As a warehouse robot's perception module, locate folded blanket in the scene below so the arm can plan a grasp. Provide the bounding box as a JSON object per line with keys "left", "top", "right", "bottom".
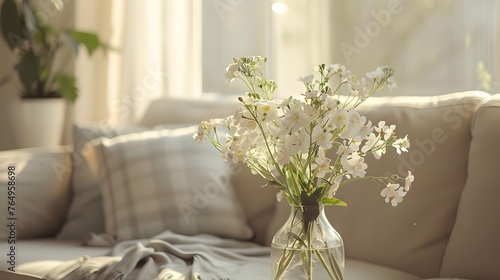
{"left": 45, "top": 231, "right": 271, "bottom": 280}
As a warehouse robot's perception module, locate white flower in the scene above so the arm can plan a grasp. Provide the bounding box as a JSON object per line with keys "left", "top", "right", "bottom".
{"left": 336, "top": 141, "right": 349, "bottom": 157}
{"left": 343, "top": 111, "right": 367, "bottom": 138}
{"left": 361, "top": 133, "right": 377, "bottom": 153}
{"left": 225, "top": 63, "right": 239, "bottom": 83}
{"left": 393, "top": 135, "right": 410, "bottom": 154}
{"left": 330, "top": 109, "right": 349, "bottom": 128}
{"left": 386, "top": 76, "right": 397, "bottom": 91}
{"left": 349, "top": 77, "right": 368, "bottom": 101}
{"left": 305, "top": 90, "right": 319, "bottom": 99}
{"left": 232, "top": 150, "right": 246, "bottom": 164}
{"left": 193, "top": 119, "right": 225, "bottom": 143}
{"left": 327, "top": 64, "right": 350, "bottom": 79}
{"left": 375, "top": 121, "right": 396, "bottom": 140}
{"left": 343, "top": 152, "right": 368, "bottom": 178}
{"left": 366, "top": 66, "right": 384, "bottom": 80}
{"left": 327, "top": 63, "right": 342, "bottom": 73}
{"left": 380, "top": 183, "right": 406, "bottom": 206}
{"left": 361, "top": 132, "right": 385, "bottom": 159}
{"left": 356, "top": 120, "right": 373, "bottom": 142}
{"left": 283, "top": 107, "right": 309, "bottom": 133}
{"left": 303, "top": 103, "right": 320, "bottom": 119}
{"left": 276, "top": 132, "right": 311, "bottom": 166}
{"left": 284, "top": 131, "right": 310, "bottom": 156}
{"left": 312, "top": 125, "right": 333, "bottom": 150}
{"left": 404, "top": 171, "right": 414, "bottom": 191}
{"left": 274, "top": 143, "right": 289, "bottom": 165}
{"left": 373, "top": 146, "right": 386, "bottom": 159}
{"left": 298, "top": 74, "right": 314, "bottom": 85}
{"left": 193, "top": 124, "right": 206, "bottom": 143}
{"left": 323, "top": 95, "right": 339, "bottom": 110}
{"left": 328, "top": 176, "right": 343, "bottom": 197}
{"left": 256, "top": 101, "right": 279, "bottom": 122}
{"left": 312, "top": 148, "right": 331, "bottom": 178}
{"left": 276, "top": 191, "right": 285, "bottom": 202}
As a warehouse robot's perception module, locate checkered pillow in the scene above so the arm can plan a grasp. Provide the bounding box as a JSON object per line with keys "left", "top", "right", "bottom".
{"left": 83, "top": 125, "right": 253, "bottom": 241}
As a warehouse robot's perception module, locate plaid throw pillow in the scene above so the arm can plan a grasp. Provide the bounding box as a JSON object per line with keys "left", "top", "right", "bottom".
{"left": 83, "top": 125, "right": 253, "bottom": 241}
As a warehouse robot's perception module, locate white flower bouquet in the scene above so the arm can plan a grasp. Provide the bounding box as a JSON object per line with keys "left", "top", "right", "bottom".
{"left": 194, "top": 56, "right": 414, "bottom": 279}
{"left": 195, "top": 56, "right": 413, "bottom": 207}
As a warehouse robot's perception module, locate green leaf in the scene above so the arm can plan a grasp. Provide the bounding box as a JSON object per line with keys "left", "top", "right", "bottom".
{"left": 55, "top": 74, "right": 78, "bottom": 102}
{"left": 1, "top": 0, "right": 25, "bottom": 49}
{"left": 65, "top": 30, "right": 100, "bottom": 55}
{"left": 49, "top": 0, "right": 64, "bottom": 11}
{"left": 22, "top": 0, "right": 38, "bottom": 36}
{"left": 15, "top": 51, "right": 41, "bottom": 91}
{"left": 321, "top": 197, "right": 347, "bottom": 207}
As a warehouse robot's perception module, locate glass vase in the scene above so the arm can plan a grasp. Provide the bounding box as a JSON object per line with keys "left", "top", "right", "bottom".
{"left": 271, "top": 203, "right": 344, "bottom": 280}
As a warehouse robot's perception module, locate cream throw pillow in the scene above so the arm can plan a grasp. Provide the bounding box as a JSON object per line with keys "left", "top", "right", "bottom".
{"left": 83, "top": 125, "right": 253, "bottom": 241}
{"left": 0, "top": 146, "right": 72, "bottom": 240}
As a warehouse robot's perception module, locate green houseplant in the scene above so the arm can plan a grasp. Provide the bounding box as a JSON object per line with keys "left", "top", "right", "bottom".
{"left": 0, "top": 0, "right": 105, "bottom": 102}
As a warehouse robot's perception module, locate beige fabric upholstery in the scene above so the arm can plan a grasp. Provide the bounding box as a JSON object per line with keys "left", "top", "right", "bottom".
{"left": 344, "top": 259, "right": 420, "bottom": 280}
{"left": 138, "top": 96, "right": 240, "bottom": 127}
{"left": 0, "top": 271, "right": 43, "bottom": 280}
{"left": 0, "top": 146, "right": 72, "bottom": 240}
{"left": 440, "top": 94, "right": 500, "bottom": 280}
{"left": 11, "top": 239, "right": 111, "bottom": 277}
{"left": 230, "top": 162, "right": 277, "bottom": 245}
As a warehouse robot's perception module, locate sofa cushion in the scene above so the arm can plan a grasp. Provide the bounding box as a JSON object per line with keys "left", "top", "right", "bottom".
{"left": 57, "top": 125, "right": 149, "bottom": 239}
{"left": 345, "top": 259, "right": 420, "bottom": 280}
{"left": 440, "top": 94, "right": 500, "bottom": 280}
{"left": 0, "top": 271, "right": 43, "bottom": 280}
{"left": 0, "top": 146, "right": 72, "bottom": 240}
{"left": 266, "top": 91, "right": 490, "bottom": 278}
{"left": 83, "top": 125, "right": 253, "bottom": 241}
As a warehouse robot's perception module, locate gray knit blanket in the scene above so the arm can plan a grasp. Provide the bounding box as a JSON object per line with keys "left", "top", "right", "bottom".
{"left": 44, "top": 231, "right": 271, "bottom": 280}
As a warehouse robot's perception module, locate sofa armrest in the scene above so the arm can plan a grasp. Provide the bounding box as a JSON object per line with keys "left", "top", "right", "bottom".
{"left": 0, "top": 271, "right": 42, "bottom": 280}
{"left": 0, "top": 146, "right": 73, "bottom": 240}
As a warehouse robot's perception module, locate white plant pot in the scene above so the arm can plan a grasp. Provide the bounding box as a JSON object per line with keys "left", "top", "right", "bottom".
{"left": 8, "top": 98, "right": 66, "bottom": 148}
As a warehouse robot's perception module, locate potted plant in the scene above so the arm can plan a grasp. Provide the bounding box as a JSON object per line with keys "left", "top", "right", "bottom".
{"left": 0, "top": 0, "right": 106, "bottom": 147}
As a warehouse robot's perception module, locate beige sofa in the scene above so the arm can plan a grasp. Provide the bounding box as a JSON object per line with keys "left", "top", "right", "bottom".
{"left": 0, "top": 91, "right": 499, "bottom": 279}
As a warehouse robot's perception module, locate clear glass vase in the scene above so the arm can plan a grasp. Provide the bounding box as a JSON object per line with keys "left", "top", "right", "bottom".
{"left": 271, "top": 204, "right": 344, "bottom": 280}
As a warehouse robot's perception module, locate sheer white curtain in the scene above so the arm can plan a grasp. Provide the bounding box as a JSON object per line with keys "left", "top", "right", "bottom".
{"left": 271, "top": 0, "right": 500, "bottom": 97}
{"left": 74, "top": 0, "right": 201, "bottom": 128}
{"left": 270, "top": 0, "right": 333, "bottom": 97}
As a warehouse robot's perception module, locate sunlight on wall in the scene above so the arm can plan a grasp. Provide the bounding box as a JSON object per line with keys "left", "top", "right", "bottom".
{"left": 271, "top": 1, "right": 288, "bottom": 15}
